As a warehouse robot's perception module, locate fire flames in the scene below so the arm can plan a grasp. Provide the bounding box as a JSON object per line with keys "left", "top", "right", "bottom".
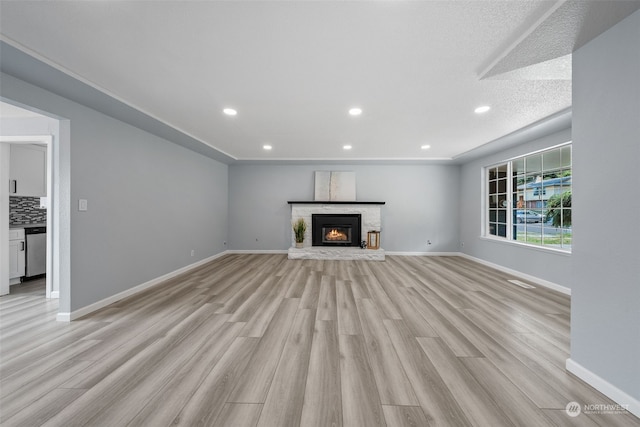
{"left": 326, "top": 229, "right": 348, "bottom": 241}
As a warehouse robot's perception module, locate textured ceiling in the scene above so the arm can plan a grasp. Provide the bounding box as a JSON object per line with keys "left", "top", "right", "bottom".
{"left": 0, "top": 1, "right": 638, "bottom": 162}
{"left": 480, "top": 0, "right": 640, "bottom": 78}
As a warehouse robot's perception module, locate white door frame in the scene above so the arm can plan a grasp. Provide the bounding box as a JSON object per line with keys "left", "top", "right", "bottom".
{"left": 1, "top": 135, "right": 54, "bottom": 298}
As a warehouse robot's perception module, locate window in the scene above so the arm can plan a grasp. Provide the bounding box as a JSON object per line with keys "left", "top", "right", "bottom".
{"left": 487, "top": 164, "right": 508, "bottom": 238}
{"left": 485, "top": 144, "right": 572, "bottom": 251}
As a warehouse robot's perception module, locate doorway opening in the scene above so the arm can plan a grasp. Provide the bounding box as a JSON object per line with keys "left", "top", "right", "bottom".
{"left": 1, "top": 99, "right": 70, "bottom": 319}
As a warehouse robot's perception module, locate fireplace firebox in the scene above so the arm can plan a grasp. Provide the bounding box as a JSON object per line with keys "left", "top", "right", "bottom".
{"left": 312, "top": 214, "right": 361, "bottom": 247}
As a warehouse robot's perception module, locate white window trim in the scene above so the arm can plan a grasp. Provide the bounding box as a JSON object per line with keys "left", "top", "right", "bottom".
{"left": 479, "top": 235, "right": 571, "bottom": 257}
{"left": 483, "top": 161, "right": 512, "bottom": 240}
{"left": 482, "top": 142, "right": 572, "bottom": 253}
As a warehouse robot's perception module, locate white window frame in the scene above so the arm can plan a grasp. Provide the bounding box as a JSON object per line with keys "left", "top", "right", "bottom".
{"left": 483, "top": 142, "right": 572, "bottom": 253}
{"left": 485, "top": 161, "right": 513, "bottom": 240}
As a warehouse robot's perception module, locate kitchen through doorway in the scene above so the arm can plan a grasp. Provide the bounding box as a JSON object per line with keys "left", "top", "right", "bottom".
{"left": 3, "top": 138, "right": 52, "bottom": 299}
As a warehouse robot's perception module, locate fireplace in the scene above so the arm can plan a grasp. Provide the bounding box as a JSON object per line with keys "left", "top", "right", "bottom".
{"left": 312, "top": 214, "right": 361, "bottom": 247}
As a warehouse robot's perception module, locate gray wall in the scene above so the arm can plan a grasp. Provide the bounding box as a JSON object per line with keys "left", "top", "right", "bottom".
{"left": 571, "top": 10, "right": 640, "bottom": 401}
{"left": 1, "top": 73, "right": 229, "bottom": 312}
{"left": 459, "top": 128, "right": 573, "bottom": 288}
{"left": 229, "top": 164, "right": 460, "bottom": 252}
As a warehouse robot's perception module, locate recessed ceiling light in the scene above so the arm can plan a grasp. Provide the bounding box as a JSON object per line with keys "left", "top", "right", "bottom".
{"left": 263, "top": 144, "right": 272, "bottom": 150}
{"left": 223, "top": 108, "right": 237, "bottom": 116}
{"left": 348, "top": 108, "right": 362, "bottom": 116}
{"left": 421, "top": 144, "right": 431, "bottom": 150}
{"left": 474, "top": 105, "right": 491, "bottom": 114}
{"left": 343, "top": 145, "right": 352, "bottom": 150}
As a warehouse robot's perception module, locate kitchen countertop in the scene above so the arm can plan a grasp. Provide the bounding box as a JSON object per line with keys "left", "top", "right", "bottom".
{"left": 10, "top": 223, "right": 46, "bottom": 229}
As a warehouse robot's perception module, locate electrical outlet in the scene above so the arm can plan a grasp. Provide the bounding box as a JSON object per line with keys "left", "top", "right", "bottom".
{"left": 427, "top": 240, "right": 432, "bottom": 245}
{"left": 78, "top": 199, "right": 88, "bottom": 211}
{"left": 191, "top": 249, "right": 195, "bottom": 257}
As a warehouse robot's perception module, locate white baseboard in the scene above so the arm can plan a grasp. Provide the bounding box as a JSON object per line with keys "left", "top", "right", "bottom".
{"left": 56, "top": 312, "right": 70, "bottom": 322}
{"left": 566, "top": 358, "right": 640, "bottom": 418}
{"left": 49, "top": 291, "right": 59, "bottom": 299}
{"left": 458, "top": 253, "right": 571, "bottom": 295}
{"left": 57, "top": 251, "right": 229, "bottom": 322}
{"left": 385, "top": 251, "right": 462, "bottom": 256}
{"left": 226, "top": 249, "right": 288, "bottom": 254}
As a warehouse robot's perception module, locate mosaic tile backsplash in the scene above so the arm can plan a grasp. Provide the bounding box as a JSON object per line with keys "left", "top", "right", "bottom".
{"left": 9, "top": 196, "right": 47, "bottom": 225}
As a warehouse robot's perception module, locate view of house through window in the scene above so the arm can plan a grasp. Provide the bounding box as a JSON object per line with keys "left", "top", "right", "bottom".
{"left": 486, "top": 144, "right": 572, "bottom": 251}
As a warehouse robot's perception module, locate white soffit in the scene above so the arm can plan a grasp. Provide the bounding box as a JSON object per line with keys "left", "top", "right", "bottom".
{"left": 0, "top": 101, "right": 45, "bottom": 119}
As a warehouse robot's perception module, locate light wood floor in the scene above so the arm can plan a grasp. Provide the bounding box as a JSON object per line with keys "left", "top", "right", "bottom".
{"left": 1, "top": 255, "right": 638, "bottom": 426}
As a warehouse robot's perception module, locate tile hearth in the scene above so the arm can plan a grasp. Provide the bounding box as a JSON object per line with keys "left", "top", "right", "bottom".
{"left": 288, "top": 246, "right": 385, "bottom": 261}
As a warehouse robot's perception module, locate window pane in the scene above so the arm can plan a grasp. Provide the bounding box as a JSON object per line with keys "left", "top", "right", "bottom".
{"left": 497, "top": 224, "right": 506, "bottom": 237}
{"left": 526, "top": 225, "right": 543, "bottom": 245}
{"left": 497, "top": 178, "right": 507, "bottom": 193}
{"left": 524, "top": 175, "right": 539, "bottom": 202}
{"left": 489, "top": 210, "right": 496, "bottom": 222}
{"left": 489, "top": 168, "right": 498, "bottom": 180}
{"left": 513, "top": 158, "right": 525, "bottom": 175}
{"left": 540, "top": 209, "right": 548, "bottom": 224}
{"left": 543, "top": 232, "right": 562, "bottom": 249}
{"left": 560, "top": 169, "right": 572, "bottom": 190}
{"left": 534, "top": 186, "right": 546, "bottom": 197}
{"left": 543, "top": 149, "right": 562, "bottom": 171}
{"left": 496, "top": 164, "right": 508, "bottom": 178}
{"left": 562, "top": 227, "right": 572, "bottom": 249}
{"left": 513, "top": 174, "right": 523, "bottom": 205}
{"left": 526, "top": 154, "right": 542, "bottom": 173}
{"left": 512, "top": 176, "right": 520, "bottom": 189}
{"left": 562, "top": 208, "right": 572, "bottom": 229}
{"left": 489, "top": 180, "right": 496, "bottom": 194}
{"left": 543, "top": 169, "right": 562, "bottom": 181}
{"left": 514, "top": 190, "right": 524, "bottom": 209}
{"left": 497, "top": 194, "right": 507, "bottom": 209}
{"left": 497, "top": 209, "right": 507, "bottom": 223}
{"left": 561, "top": 146, "right": 571, "bottom": 168}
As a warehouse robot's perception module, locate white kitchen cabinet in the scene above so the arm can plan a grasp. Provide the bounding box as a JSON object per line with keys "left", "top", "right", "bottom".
{"left": 9, "top": 229, "right": 26, "bottom": 283}
{"left": 9, "top": 144, "right": 47, "bottom": 197}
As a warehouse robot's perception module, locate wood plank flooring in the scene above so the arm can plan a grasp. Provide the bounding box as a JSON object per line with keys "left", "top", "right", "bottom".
{"left": 1, "top": 254, "right": 638, "bottom": 426}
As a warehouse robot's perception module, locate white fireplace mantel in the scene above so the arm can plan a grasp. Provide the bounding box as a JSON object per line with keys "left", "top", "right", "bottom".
{"left": 288, "top": 201, "right": 385, "bottom": 260}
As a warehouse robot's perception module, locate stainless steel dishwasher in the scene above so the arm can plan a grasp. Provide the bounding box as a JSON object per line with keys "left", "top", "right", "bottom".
{"left": 25, "top": 226, "right": 46, "bottom": 278}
